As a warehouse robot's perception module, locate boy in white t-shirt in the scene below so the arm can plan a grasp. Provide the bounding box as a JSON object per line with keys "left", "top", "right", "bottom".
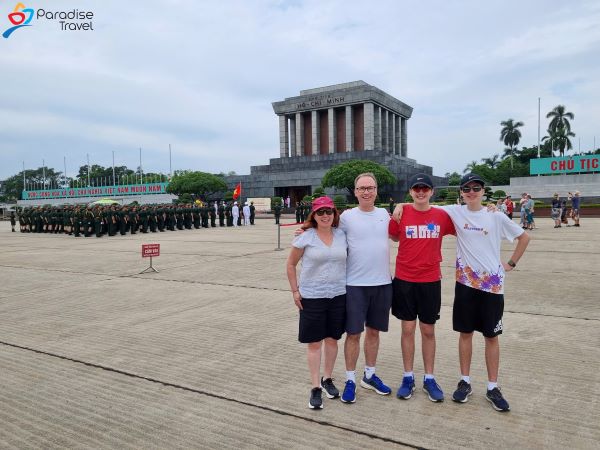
{"left": 443, "top": 173, "right": 530, "bottom": 412}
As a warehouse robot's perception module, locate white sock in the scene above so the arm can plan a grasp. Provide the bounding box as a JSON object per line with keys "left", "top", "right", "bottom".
{"left": 461, "top": 375, "right": 471, "bottom": 384}
{"left": 424, "top": 373, "right": 434, "bottom": 380}
{"left": 487, "top": 381, "right": 498, "bottom": 391}
{"left": 403, "top": 371, "right": 414, "bottom": 379}
{"left": 346, "top": 370, "right": 356, "bottom": 383}
{"left": 364, "top": 366, "right": 376, "bottom": 379}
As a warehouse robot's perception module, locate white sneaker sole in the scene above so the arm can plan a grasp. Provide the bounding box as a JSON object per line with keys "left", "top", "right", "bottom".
{"left": 396, "top": 386, "right": 415, "bottom": 399}
{"left": 320, "top": 386, "right": 339, "bottom": 399}
{"left": 486, "top": 395, "right": 510, "bottom": 412}
{"left": 308, "top": 402, "right": 323, "bottom": 409}
{"left": 360, "top": 379, "right": 391, "bottom": 395}
{"left": 452, "top": 390, "right": 472, "bottom": 403}
{"left": 423, "top": 387, "right": 444, "bottom": 402}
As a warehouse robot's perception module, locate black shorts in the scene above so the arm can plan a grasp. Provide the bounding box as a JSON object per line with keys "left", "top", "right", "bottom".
{"left": 453, "top": 282, "right": 504, "bottom": 338}
{"left": 392, "top": 278, "right": 441, "bottom": 325}
{"left": 298, "top": 294, "right": 346, "bottom": 343}
{"left": 346, "top": 284, "right": 392, "bottom": 334}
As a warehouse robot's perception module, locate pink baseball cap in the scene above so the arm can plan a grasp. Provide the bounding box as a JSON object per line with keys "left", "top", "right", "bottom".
{"left": 312, "top": 196, "right": 335, "bottom": 211}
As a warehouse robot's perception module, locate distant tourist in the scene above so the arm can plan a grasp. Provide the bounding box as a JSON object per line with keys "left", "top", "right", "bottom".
{"left": 569, "top": 191, "right": 581, "bottom": 227}
{"left": 551, "top": 193, "right": 562, "bottom": 228}
{"left": 504, "top": 195, "right": 514, "bottom": 219}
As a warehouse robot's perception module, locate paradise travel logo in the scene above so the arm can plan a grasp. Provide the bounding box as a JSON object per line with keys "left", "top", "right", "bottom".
{"left": 3, "top": 2, "right": 33, "bottom": 38}
{"left": 3, "top": 2, "right": 95, "bottom": 38}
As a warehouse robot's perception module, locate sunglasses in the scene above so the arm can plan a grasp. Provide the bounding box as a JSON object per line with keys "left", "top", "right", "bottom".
{"left": 315, "top": 208, "right": 334, "bottom": 216}
{"left": 461, "top": 185, "right": 483, "bottom": 193}
{"left": 411, "top": 185, "right": 431, "bottom": 193}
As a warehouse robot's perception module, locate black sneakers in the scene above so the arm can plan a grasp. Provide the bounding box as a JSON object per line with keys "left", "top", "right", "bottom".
{"left": 320, "top": 377, "right": 340, "bottom": 399}
{"left": 486, "top": 387, "right": 510, "bottom": 412}
{"left": 309, "top": 387, "right": 323, "bottom": 409}
{"left": 452, "top": 380, "right": 473, "bottom": 403}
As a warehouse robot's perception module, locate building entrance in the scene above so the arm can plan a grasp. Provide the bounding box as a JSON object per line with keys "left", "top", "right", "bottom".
{"left": 275, "top": 186, "right": 311, "bottom": 206}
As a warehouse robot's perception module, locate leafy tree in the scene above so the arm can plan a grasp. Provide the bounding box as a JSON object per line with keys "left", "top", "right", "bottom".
{"left": 445, "top": 189, "right": 459, "bottom": 205}
{"left": 445, "top": 171, "right": 461, "bottom": 186}
{"left": 464, "top": 160, "right": 479, "bottom": 173}
{"left": 271, "top": 196, "right": 283, "bottom": 207}
{"left": 1, "top": 167, "right": 64, "bottom": 200}
{"left": 312, "top": 186, "right": 326, "bottom": 199}
{"left": 500, "top": 119, "right": 524, "bottom": 169}
{"left": 321, "top": 160, "right": 396, "bottom": 195}
{"left": 546, "top": 105, "right": 574, "bottom": 133}
{"left": 542, "top": 126, "right": 575, "bottom": 157}
{"left": 494, "top": 189, "right": 507, "bottom": 198}
{"left": 435, "top": 188, "right": 448, "bottom": 201}
{"left": 333, "top": 194, "right": 347, "bottom": 210}
{"left": 166, "top": 171, "right": 227, "bottom": 199}
{"left": 223, "top": 191, "right": 233, "bottom": 202}
{"left": 481, "top": 154, "right": 501, "bottom": 169}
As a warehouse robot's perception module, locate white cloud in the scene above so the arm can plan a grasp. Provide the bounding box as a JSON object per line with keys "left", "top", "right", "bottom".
{"left": 1, "top": 0, "right": 599, "bottom": 181}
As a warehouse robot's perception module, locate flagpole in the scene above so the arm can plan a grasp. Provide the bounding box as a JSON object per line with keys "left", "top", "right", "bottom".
{"left": 112, "top": 150, "right": 116, "bottom": 186}
{"left": 169, "top": 144, "right": 172, "bottom": 179}
{"left": 63, "top": 156, "right": 67, "bottom": 188}
{"left": 537, "top": 97, "right": 541, "bottom": 158}
{"left": 87, "top": 153, "right": 90, "bottom": 187}
{"left": 22, "top": 161, "right": 26, "bottom": 192}
{"left": 139, "top": 147, "right": 142, "bottom": 184}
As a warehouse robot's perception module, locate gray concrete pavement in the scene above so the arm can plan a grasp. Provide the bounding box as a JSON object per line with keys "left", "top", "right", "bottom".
{"left": 0, "top": 217, "right": 598, "bottom": 449}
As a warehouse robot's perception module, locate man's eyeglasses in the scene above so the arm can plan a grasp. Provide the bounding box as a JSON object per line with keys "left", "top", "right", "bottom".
{"left": 461, "top": 185, "right": 483, "bottom": 193}
{"left": 315, "top": 208, "right": 334, "bottom": 216}
{"left": 355, "top": 186, "right": 377, "bottom": 193}
{"left": 411, "top": 185, "right": 431, "bottom": 193}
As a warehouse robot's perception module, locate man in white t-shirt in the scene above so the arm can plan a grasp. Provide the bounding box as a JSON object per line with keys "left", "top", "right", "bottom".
{"left": 339, "top": 172, "right": 393, "bottom": 403}
{"left": 444, "top": 173, "right": 530, "bottom": 412}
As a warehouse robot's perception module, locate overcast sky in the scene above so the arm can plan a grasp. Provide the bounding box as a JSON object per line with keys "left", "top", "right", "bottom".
{"left": 1, "top": 0, "right": 599, "bottom": 181}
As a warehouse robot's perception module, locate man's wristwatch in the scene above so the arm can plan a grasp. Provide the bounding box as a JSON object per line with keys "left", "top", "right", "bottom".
{"left": 507, "top": 259, "right": 516, "bottom": 268}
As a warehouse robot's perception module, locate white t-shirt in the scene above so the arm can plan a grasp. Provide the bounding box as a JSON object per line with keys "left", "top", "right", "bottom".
{"left": 442, "top": 205, "right": 524, "bottom": 294}
{"left": 339, "top": 207, "right": 392, "bottom": 286}
{"left": 292, "top": 228, "right": 347, "bottom": 299}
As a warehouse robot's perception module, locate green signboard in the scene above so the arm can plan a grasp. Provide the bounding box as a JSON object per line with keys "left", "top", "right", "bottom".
{"left": 530, "top": 155, "right": 600, "bottom": 175}
{"left": 22, "top": 182, "right": 169, "bottom": 200}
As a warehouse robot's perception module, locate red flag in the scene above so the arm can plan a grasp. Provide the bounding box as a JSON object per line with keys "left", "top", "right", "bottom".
{"left": 232, "top": 182, "right": 241, "bottom": 200}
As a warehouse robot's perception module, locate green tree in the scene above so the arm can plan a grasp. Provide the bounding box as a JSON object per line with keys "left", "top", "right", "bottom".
{"left": 464, "top": 160, "right": 479, "bottom": 173}
{"left": 312, "top": 186, "right": 326, "bottom": 199}
{"left": 481, "top": 154, "right": 501, "bottom": 169}
{"left": 500, "top": 119, "right": 524, "bottom": 169}
{"left": 166, "top": 171, "right": 228, "bottom": 199}
{"left": 546, "top": 105, "right": 574, "bottom": 134}
{"left": 542, "top": 126, "right": 575, "bottom": 157}
{"left": 333, "top": 194, "right": 347, "bottom": 210}
{"left": 271, "top": 196, "right": 283, "bottom": 207}
{"left": 445, "top": 171, "right": 461, "bottom": 186}
{"left": 321, "top": 160, "right": 396, "bottom": 195}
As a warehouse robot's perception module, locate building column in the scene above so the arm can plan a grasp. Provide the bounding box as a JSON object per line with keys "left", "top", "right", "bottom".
{"left": 381, "top": 108, "right": 388, "bottom": 153}
{"left": 345, "top": 105, "right": 353, "bottom": 152}
{"left": 394, "top": 115, "right": 400, "bottom": 156}
{"left": 289, "top": 115, "right": 297, "bottom": 156}
{"left": 363, "top": 102, "right": 374, "bottom": 151}
{"left": 374, "top": 106, "right": 381, "bottom": 150}
{"left": 295, "top": 112, "right": 304, "bottom": 157}
{"left": 279, "top": 115, "right": 289, "bottom": 158}
{"left": 387, "top": 111, "right": 394, "bottom": 155}
{"left": 328, "top": 108, "right": 336, "bottom": 154}
{"left": 311, "top": 110, "right": 319, "bottom": 155}
{"left": 401, "top": 117, "right": 408, "bottom": 157}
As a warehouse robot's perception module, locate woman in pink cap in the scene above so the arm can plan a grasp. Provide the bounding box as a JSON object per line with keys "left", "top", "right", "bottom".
{"left": 286, "top": 196, "right": 347, "bottom": 409}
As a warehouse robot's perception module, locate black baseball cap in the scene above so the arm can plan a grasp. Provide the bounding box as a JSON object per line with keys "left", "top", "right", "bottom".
{"left": 460, "top": 173, "right": 485, "bottom": 188}
{"left": 408, "top": 173, "right": 434, "bottom": 189}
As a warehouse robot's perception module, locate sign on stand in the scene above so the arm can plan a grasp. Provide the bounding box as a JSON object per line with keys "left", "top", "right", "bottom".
{"left": 140, "top": 244, "right": 160, "bottom": 273}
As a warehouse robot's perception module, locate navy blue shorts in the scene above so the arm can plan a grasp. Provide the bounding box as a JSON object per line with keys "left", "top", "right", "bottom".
{"left": 298, "top": 294, "right": 346, "bottom": 343}
{"left": 345, "top": 284, "right": 392, "bottom": 334}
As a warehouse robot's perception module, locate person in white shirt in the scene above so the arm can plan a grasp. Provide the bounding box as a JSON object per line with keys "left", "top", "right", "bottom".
{"left": 338, "top": 172, "right": 393, "bottom": 403}
{"left": 242, "top": 202, "right": 251, "bottom": 226}
{"left": 232, "top": 202, "right": 239, "bottom": 227}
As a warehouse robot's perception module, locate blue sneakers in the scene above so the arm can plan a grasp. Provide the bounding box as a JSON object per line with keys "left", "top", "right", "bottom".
{"left": 340, "top": 380, "right": 356, "bottom": 403}
{"left": 423, "top": 378, "right": 444, "bottom": 402}
{"left": 486, "top": 387, "right": 510, "bottom": 412}
{"left": 360, "top": 373, "right": 392, "bottom": 395}
{"left": 452, "top": 380, "right": 472, "bottom": 403}
{"left": 396, "top": 376, "right": 415, "bottom": 399}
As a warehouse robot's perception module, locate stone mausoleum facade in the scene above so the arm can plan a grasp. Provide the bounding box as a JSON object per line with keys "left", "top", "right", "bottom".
{"left": 226, "top": 81, "right": 444, "bottom": 202}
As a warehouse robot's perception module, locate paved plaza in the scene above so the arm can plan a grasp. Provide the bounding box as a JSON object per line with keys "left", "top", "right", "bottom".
{"left": 0, "top": 216, "right": 598, "bottom": 449}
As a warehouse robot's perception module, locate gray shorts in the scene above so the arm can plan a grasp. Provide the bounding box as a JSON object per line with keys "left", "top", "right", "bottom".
{"left": 345, "top": 284, "right": 392, "bottom": 334}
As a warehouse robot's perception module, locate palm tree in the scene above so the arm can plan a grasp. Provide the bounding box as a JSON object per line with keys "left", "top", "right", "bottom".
{"left": 500, "top": 119, "right": 524, "bottom": 169}
{"left": 543, "top": 125, "right": 575, "bottom": 157}
{"left": 464, "top": 160, "right": 479, "bottom": 173}
{"left": 546, "top": 105, "right": 574, "bottom": 134}
{"left": 481, "top": 153, "right": 500, "bottom": 169}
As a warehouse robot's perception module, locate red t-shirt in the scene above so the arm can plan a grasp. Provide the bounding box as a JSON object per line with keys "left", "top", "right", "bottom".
{"left": 388, "top": 206, "right": 455, "bottom": 282}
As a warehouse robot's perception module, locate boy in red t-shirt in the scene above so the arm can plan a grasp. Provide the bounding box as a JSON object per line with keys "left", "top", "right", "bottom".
{"left": 388, "top": 173, "right": 455, "bottom": 402}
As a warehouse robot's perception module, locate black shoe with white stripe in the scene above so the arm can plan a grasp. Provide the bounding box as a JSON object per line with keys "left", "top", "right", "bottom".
{"left": 309, "top": 387, "right": 323, "bottom": 409}
{"left": 320, "top": 377, "right": 340, "bottom": 399}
